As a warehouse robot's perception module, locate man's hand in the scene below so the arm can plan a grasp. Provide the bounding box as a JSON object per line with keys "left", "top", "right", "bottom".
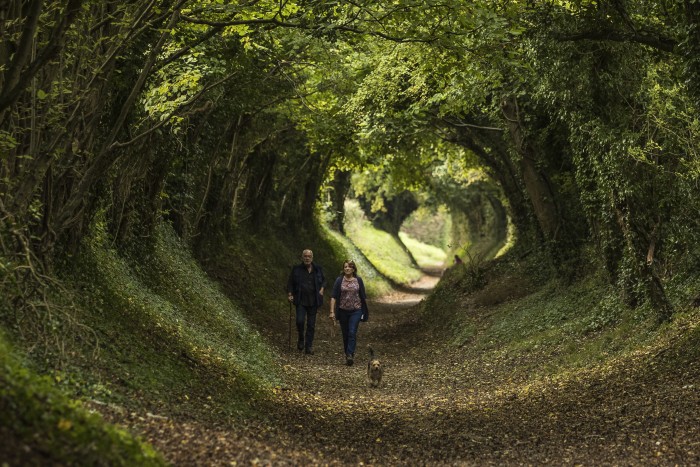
{"left": 287, "top": 294, "right": 294, "bottom": 302}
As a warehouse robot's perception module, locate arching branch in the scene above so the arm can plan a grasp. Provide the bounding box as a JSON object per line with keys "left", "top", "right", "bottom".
{"left": 555, "top": 30, "right": 678, "bottom": 53}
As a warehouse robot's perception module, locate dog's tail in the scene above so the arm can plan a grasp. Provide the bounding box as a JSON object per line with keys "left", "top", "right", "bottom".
{"left": 368, "top": 344, "right": 375, "bottom": 359}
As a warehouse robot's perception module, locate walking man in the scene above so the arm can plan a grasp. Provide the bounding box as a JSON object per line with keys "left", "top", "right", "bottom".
{"left": 287, "top": 249, "right": 325, "bottom": 354}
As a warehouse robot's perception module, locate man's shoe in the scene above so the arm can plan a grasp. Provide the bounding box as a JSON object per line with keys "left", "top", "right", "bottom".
{"left": 346, "top": 353, "right": 354, "bottom": 366}
{"left": 297, "top": 339, "right": 304, "bottom": 351}
{"left": 305, "top": 348, "right": 314, "bottom": 355}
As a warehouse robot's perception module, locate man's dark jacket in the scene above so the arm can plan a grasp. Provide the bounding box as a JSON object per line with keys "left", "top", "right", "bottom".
{"left": 287, "top": 263, "right": 325, "bottom": 307}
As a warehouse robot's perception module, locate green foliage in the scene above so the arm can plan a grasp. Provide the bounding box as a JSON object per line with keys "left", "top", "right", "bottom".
{"left": 424, "top": 246, "right": 700, "bottom": 384}
{"left": 400, "top": 205, "right": 451, "bottom": 250}
{"left": 5, "top": 0, "right": 700, "bottom": 459}
{"left": 476, "top": 273, "right": 671, "bottom": 373}
{"left": 398, "top": 232, "right": 446, "bottom": 269}
{"left": 0, "top": 334, "right": 164, "bottom": 465}
{"left": 321, "top": 225, "right": 393, "bottom": 297}
{"left": 65, "top": 220, "right": 280, "bottom": 418}
{"left": 343, "top": 199, "right": 422, "bottom": 285}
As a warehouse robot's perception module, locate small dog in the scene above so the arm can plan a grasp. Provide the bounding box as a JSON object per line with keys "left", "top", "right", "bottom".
{"left": 367, "top": 345, "right": 383, "bottom": 387}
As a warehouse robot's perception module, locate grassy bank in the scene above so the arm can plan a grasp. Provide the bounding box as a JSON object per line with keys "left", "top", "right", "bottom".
{"left": 322, "top": 225, "right": 394, "bottom": 297}
{"left": 399, "top": 232, "right": 446, "bottom": 269}
{"left": 0, "top": 331, "right": 164, "bottom": 465}
{"left": 71, "top": 224, "right": 281, "bottom": 414}
{"left": 1, "top": 212, "right": 400, "bottom": 465}
{"left": 0, "top": 221, "right": 286, "bottom": 462}
{"left": 424, "top": 250, "right": 700, "bottom": 387}
{"left": 344, "top": 199, "right": 423, "bottom": 285}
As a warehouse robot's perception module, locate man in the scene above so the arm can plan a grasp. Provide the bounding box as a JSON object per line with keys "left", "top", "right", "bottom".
{"left": 287, "top": 249, "right": 325, "bottom": 354}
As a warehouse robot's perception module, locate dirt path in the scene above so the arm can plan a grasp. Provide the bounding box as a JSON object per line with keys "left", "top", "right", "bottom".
{"left": 111, "top": 275, "right": 700, "bottom": 465}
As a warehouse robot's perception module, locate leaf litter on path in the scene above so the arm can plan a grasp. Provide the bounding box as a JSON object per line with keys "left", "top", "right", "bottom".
{"left": 95, "top": 276, "right": 700, "bottom": 465}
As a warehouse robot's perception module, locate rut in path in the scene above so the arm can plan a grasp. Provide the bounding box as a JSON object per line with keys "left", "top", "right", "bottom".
{"left": 117, "top": 274, "right": 700, "bottom": 465}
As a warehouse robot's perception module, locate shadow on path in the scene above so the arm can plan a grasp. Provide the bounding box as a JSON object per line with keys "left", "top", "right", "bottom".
{"left": 107, "top": 271, "right": 700, "bottom": 466}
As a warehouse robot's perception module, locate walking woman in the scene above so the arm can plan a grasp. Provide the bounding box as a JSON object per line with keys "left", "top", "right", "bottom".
{"left": 329, "top": 260, "right": 369, "bottom": 366}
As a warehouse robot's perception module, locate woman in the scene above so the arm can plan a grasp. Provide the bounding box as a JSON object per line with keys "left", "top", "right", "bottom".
{"left": 329, "top": 260, "right": 369, "bottom": 366}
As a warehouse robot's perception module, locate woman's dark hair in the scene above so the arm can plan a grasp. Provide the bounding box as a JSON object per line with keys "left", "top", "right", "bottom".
{"left": 341, "top": 260, "right": 357, "bottom": 277}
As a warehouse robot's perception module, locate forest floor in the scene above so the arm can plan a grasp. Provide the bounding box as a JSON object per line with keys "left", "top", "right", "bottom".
{"left": 98, "top": 273, "right": 700, "bottom": 465}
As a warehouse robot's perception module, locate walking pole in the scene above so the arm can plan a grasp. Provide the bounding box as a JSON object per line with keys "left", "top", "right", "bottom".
{"left": 288, "top": 301, "right": 292, "bottom": 350}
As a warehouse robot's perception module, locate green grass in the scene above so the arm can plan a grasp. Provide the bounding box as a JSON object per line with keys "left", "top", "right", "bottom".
{"left": 399, "top": 232, "right": 447, "bottom": 269}
{"left": 475, "top": 277, "right": 656, "bottom": 360}
{"left": 198, "top": 220, "right": 369, "bottom": 329}
{"left": 322, "top": 225, "right": 393, "bottom": 297}
{"left": 0, "top": 332, "right": 164, "bottom": 465}
{"left": 0, "top": 219, "right": 292, "bottom": 463}
{"left": 344, "top": 199, "right": 422, "bottom": 285}
{"left": 2, "top": 214, "right": 372, "bottom": 464}
{"left": 69, "top": 222, "right": 280, "bottom": 415}
{"left": 425, "top": 250, "right": 700, "bottom": 385}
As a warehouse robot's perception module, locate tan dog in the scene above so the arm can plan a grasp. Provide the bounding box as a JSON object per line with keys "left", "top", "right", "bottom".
{"left": 367, "top": 345, "right": 383, "bottom": 387}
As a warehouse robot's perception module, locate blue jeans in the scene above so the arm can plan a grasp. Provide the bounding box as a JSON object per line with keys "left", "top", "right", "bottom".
{"left": 337, "top": 308, "right": 362, "bottom": 356}
{"left": 296, "top": 304, "right": 318, "bottom": 350}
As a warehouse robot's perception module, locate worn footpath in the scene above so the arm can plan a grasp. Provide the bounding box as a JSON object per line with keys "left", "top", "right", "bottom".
{"left": 103, "top": 274, "right": 700, "bottom": 465}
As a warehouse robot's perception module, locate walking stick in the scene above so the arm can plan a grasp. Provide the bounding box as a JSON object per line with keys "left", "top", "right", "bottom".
{"left": 288, "top": 301, "right": 292, "bottom": 350}
{"left": 330, "top": 307, "right": 337, "bottom": 338}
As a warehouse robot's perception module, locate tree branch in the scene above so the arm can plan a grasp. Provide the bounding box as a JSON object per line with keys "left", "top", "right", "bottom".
{"left": 56, "top": 2, "right": 189, "bottom": 231}
{"left": 155, "top": 25, "right": 224, "bottom": 70}
{"left": 0, "top": 0, "right": 44, "bottom": 112}
{"left": 440, "top": 115, "right": 504, "bottom": 132}
{"left": 179, "top": 13, "right": 435, "bottom": 43}
{"left": 556, "top": 29, "right": 678, "bottom": 53}
{"left": 0, "top": 0, "right": 84, "bottom": 114}
{"left": 109, "top": 72, "right": 238, "bottom": 150}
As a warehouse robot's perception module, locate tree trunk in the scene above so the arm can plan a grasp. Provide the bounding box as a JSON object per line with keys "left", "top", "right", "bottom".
{"left": 298, "top": 150, "right": 332, "bottom": 231}
{"left": 54, "top": 5, "right": 185, "bottom": 235}
{"left": 487, "top": 193, "right": 508, "bottom": 248}
{"left": 449, "top": 121, "right": 537, "bottom": 247}
{"left": 0, "top": 0, "right": 84, "bottom": 117}
{"left": 501, "top": 97, "right": 561, "bottom": 245}
{"left": 0, "top": 0, "right": 44, "bottom": 117}
{"left": 612, "top": 194, "right": 674, "bottom": 321}
{"left": 683, "top": 0, "right": 700, "bottom": 109}
{"left": 329, "top": 169, "right": 352, "bottom": 234}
